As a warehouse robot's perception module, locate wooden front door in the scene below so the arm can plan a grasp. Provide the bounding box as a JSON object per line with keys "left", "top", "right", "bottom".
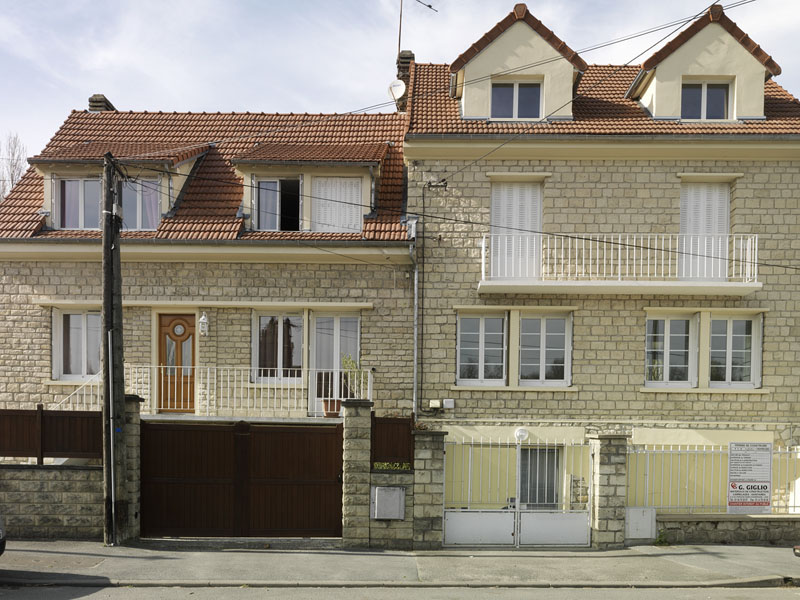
{"left": 158, "top": 314, "right": 195, "bottom": 413}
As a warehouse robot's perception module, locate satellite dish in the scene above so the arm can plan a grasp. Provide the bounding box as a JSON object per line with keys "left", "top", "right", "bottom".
{"left": 388, "top": 79, "right": 407, "bottom": 101}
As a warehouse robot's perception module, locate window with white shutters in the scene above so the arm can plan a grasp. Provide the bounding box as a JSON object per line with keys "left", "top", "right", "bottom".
{"left": 312, "top": 177, "right": 363, "bottom": 233}
{"left": 490, "top": 182, "right": 542, "bottom": 278}
{"left": 679, "top": 182, "right": 729, "bottom": 280}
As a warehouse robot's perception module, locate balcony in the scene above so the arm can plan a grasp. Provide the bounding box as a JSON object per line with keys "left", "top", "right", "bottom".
{"left": 479, "top": 234, "right": 760, "bottom": 296}
{"left": 56, "top": 365, "right": 373, "bottom": 419}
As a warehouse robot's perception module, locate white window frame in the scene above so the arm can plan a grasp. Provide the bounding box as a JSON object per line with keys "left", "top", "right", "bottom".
{"left": 310, "top": 313, "right": 361, "bottom": 370}
{"left": 54, "top": 177, "right": 101, "bottom": 230}
{"left": 121, "top": 178, "right": 160, "bottom": 231}
{"left": 709, "top": 314, "right": 763, "bottom": 389}
{"left": 518, "top": 314, "right": 572, "bottom": 387}
{"left": 490, "top": 82, "right": 542, "bottom": 120}
{"left": 644, "top": 314, "right": 699, "bottom": 388}
{"left": 457, "top": 314, "right": 507, "bottom": 386}
{"left": 250, "top": 312, "right": 304, "bottom": 382}
{"left": 52, "top": 309, "right": 101, "bottom": 381}
{"left": 680, "top": 81, "right": 732, "bottom": 120}
{"left": 254, "top": 177, "right": 303, "bottom": 231}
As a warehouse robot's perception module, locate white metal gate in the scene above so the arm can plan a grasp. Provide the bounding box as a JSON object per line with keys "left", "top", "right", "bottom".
{"left": 443, "top": 435, "right": 591, "bottom": 546}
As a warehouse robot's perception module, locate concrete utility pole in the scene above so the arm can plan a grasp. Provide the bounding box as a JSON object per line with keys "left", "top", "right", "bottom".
{"left": 101, "top": 152, "right": 127, "bottom": 545}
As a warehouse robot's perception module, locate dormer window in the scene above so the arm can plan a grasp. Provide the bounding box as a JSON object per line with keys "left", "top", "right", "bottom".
{"left": 256, "top": 179, "right": 301, "bottom": 231}
{"left": 121, "top": 179, "right": 160, "bottom": 231}
{"left": 681, "top": 82, "right": 730, "bottom": 120}
{"left": 56, "top": 178, "right": 101, "bottom": 229}
{"left": 491, "top": 82, "right": 541, "bottom": 119}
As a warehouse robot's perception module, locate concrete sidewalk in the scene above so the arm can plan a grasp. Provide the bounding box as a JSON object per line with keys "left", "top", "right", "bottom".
{"left": 1, "top": 541, "right": 799, "bottom": 588}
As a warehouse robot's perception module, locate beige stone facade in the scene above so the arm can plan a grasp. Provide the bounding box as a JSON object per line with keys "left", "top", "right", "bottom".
{"left": 0, "top": 258, "right": 415, "bottom": 416}
{"left": 407, "top": 156, "right": 800, "bottom": 440}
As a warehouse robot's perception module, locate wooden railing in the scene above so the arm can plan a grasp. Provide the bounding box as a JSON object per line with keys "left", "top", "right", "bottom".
{"left": 0, "top": 404, "right": 102, "bottom": 464}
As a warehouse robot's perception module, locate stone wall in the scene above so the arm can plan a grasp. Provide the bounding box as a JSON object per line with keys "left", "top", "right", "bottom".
{"left": 369, "top": 471, "right": 414, "bottom": 549}
{"left": 0, "top": 260, "right": 414, "bottom": 416}
{"left": 407, "top": 158, "right": 800, "bottom": 430}
{"left": 657, "top": 514, "right": 800, "bottom": 546}
{"left": 589, "top": 433, "right": 629, "bottom": 549}
{"left": 0, "top": 465, "right": 103, "bottom": 539}
{"left": 341, "top": 400, "right": 372, "bottom": 548}
{"left": 412, "top": 430, "right": 446, "bottom": 549}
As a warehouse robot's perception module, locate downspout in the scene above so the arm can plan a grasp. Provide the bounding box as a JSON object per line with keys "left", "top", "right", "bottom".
{"left": 407, "top": 218, "right": 419, "bottom": 421}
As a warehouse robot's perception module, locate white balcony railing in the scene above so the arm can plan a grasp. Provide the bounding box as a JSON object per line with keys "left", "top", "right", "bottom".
{"left": 481, "top": 233, "right": 758, "bottom": 284}
{"left": 55, "top": 365, "right": 372, "bottom": 418}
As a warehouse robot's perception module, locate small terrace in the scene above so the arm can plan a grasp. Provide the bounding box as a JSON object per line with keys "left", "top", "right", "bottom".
{"left": 479, "top": 233, "right": 760, "bottom": 296}
{"left": 56, "top": 365, "right": 372, "bottom": 419}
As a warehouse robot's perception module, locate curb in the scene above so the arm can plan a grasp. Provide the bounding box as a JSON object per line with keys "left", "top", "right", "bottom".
{"left": 0, "top": 576, "right": 789, "bottom": 589}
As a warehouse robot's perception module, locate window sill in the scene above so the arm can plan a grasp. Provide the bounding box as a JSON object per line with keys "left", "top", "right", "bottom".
{"left": 45, "top": 379, "right": 100, "bottom": 387}
{"left": 451, "top": 385, "right": 579, "bottom": 393}
{"left": 639, "top": 387, "right": 771, "bottom": 395}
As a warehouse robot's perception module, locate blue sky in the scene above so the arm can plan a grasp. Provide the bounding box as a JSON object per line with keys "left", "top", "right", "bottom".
{"left": 0, "top": 0, "right": 798, "bottom": 155}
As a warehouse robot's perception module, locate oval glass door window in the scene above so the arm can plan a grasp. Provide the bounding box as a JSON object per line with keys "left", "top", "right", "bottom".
{"left": 174, "top": 324, "right": 185, "bottom": 336}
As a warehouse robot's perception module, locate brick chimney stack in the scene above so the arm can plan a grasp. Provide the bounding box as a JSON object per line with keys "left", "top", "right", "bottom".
{"left": 395, "top": 50, "right": 414, "bottom": 112}
{"left": 88, "top": 94, "right": 117, "bottom": 112}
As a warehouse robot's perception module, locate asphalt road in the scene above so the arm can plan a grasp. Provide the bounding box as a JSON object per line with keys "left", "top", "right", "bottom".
{"left": 2, "top": 586, "right": 800, "bottom": 599}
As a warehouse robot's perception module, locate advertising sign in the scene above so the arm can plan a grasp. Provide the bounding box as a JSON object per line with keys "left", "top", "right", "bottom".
{"left": 727, "top": 442, "right": 772, "bottom": 514}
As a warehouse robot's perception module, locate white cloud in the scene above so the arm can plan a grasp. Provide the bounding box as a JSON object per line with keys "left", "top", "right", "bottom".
{"left": 2, "top": 0, "right": 799, "bottom": 153}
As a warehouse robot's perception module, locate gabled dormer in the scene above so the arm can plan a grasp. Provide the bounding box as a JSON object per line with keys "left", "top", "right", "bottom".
{"left": 232, "top": 142, "right": 390, "bottom": 234}
{"left": 449, "top": 3, "right": 586, "bottom": 121}
{"left": 626, "top": 4, "right": 781, "bottom": 121}
{"left": 29, "top": 142, "right": 207, "bottom": 232}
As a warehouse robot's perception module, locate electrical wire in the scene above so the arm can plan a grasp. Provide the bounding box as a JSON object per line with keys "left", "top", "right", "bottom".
{"left": 436, "top": 0, "right": 731, "bottom": 185}
{"left": 113, "top": 0, "right": 756, "bottom": 164}
{"left": 115, "top": 159, "right": 800, "bottom": 273}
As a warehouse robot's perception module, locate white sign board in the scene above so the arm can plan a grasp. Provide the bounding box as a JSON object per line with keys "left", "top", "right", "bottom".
{"left": 727, "top": 442, "right": 772, "bottom": 514}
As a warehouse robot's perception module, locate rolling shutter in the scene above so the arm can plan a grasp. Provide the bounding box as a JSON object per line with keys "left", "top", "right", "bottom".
{"left": 312, "top": 177, "right": 362, "bottom": 233}
{"left": 490, "top": 182, "right": 541, "bottom": 278}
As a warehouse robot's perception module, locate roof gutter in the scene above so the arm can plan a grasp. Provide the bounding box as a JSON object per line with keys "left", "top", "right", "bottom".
{"left": 232, "top": 160, "right": 381, "bottom": 168}
{"left": 0, "top": 237, "right": 411, "bottom": 248}
{"left": 404, "top": 133, "right": 800, "bottom": 142}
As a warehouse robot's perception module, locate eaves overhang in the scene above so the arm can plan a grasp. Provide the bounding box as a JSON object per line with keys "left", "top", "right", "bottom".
{"left": 232, "top": 159, "right": 381, "bottom": 168}
{"left": 403, "top": 135, "right": 800, "bottom": 161}
{"left": 0, "top": 238, "right": 413, "bottom": 265}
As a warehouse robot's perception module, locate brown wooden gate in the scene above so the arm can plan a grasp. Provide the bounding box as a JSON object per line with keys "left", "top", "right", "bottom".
{"left": 140, "top": 421, "right": 343, "bottom": 537}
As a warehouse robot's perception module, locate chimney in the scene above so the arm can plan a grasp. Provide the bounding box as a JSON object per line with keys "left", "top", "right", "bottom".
{"left": 395, "top": 50, "right": 414, "bottom": 112}
{"left": 88, "top": 94, "right": 117, "bottom": 112}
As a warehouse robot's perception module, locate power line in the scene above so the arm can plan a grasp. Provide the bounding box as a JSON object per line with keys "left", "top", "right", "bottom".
{"left": 115, "top": 159, "right": 800, "bottom": 274}
{"left": 114, "top": 0, "right": 755, "bottom": 164}
{"left": 114, "top": 167, "right": 397, "bottom": 269}
{"left": 436, "top": 1, "right": 734, "bottom": 185}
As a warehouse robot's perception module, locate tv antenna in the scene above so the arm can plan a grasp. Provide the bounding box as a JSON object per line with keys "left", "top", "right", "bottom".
{"left": 398, "top": 0, "right": 438, "bottom": 56}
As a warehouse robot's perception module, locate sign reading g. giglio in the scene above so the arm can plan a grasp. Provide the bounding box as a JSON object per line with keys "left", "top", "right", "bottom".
{"left": 728, "top": 442, "right": 772, "bottom": 514}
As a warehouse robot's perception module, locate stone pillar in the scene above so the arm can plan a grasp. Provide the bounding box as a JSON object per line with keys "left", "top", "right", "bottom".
{"left": 412, "top": 430, "right": 446, "bottom": 550}
{"left": 341, "top": 399, "right": 373, "bottom": 549}
{"left": 118, "top": 394, "right": 143, "bottom": 543}
{"left": 588, "top": 433, "right": 630, "bottom": 550}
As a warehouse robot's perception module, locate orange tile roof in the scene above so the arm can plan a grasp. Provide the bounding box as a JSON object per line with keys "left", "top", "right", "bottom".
{"left": 234, "top": 142, "right": 390, "bottom": 164}
{"left": 1, "top": 111, "right": 408, "bottom": 241}
{"left": 29, "top": 142, "right": 209, "bottom": 166}
{"left": 406, "top": 62, "right": 800, "bottom": 136}
{"left": 640, "top": 4, "right": 781, "bottom": 77}
{"left": 449, "top": 3, "right": 587, "bottom": 74}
